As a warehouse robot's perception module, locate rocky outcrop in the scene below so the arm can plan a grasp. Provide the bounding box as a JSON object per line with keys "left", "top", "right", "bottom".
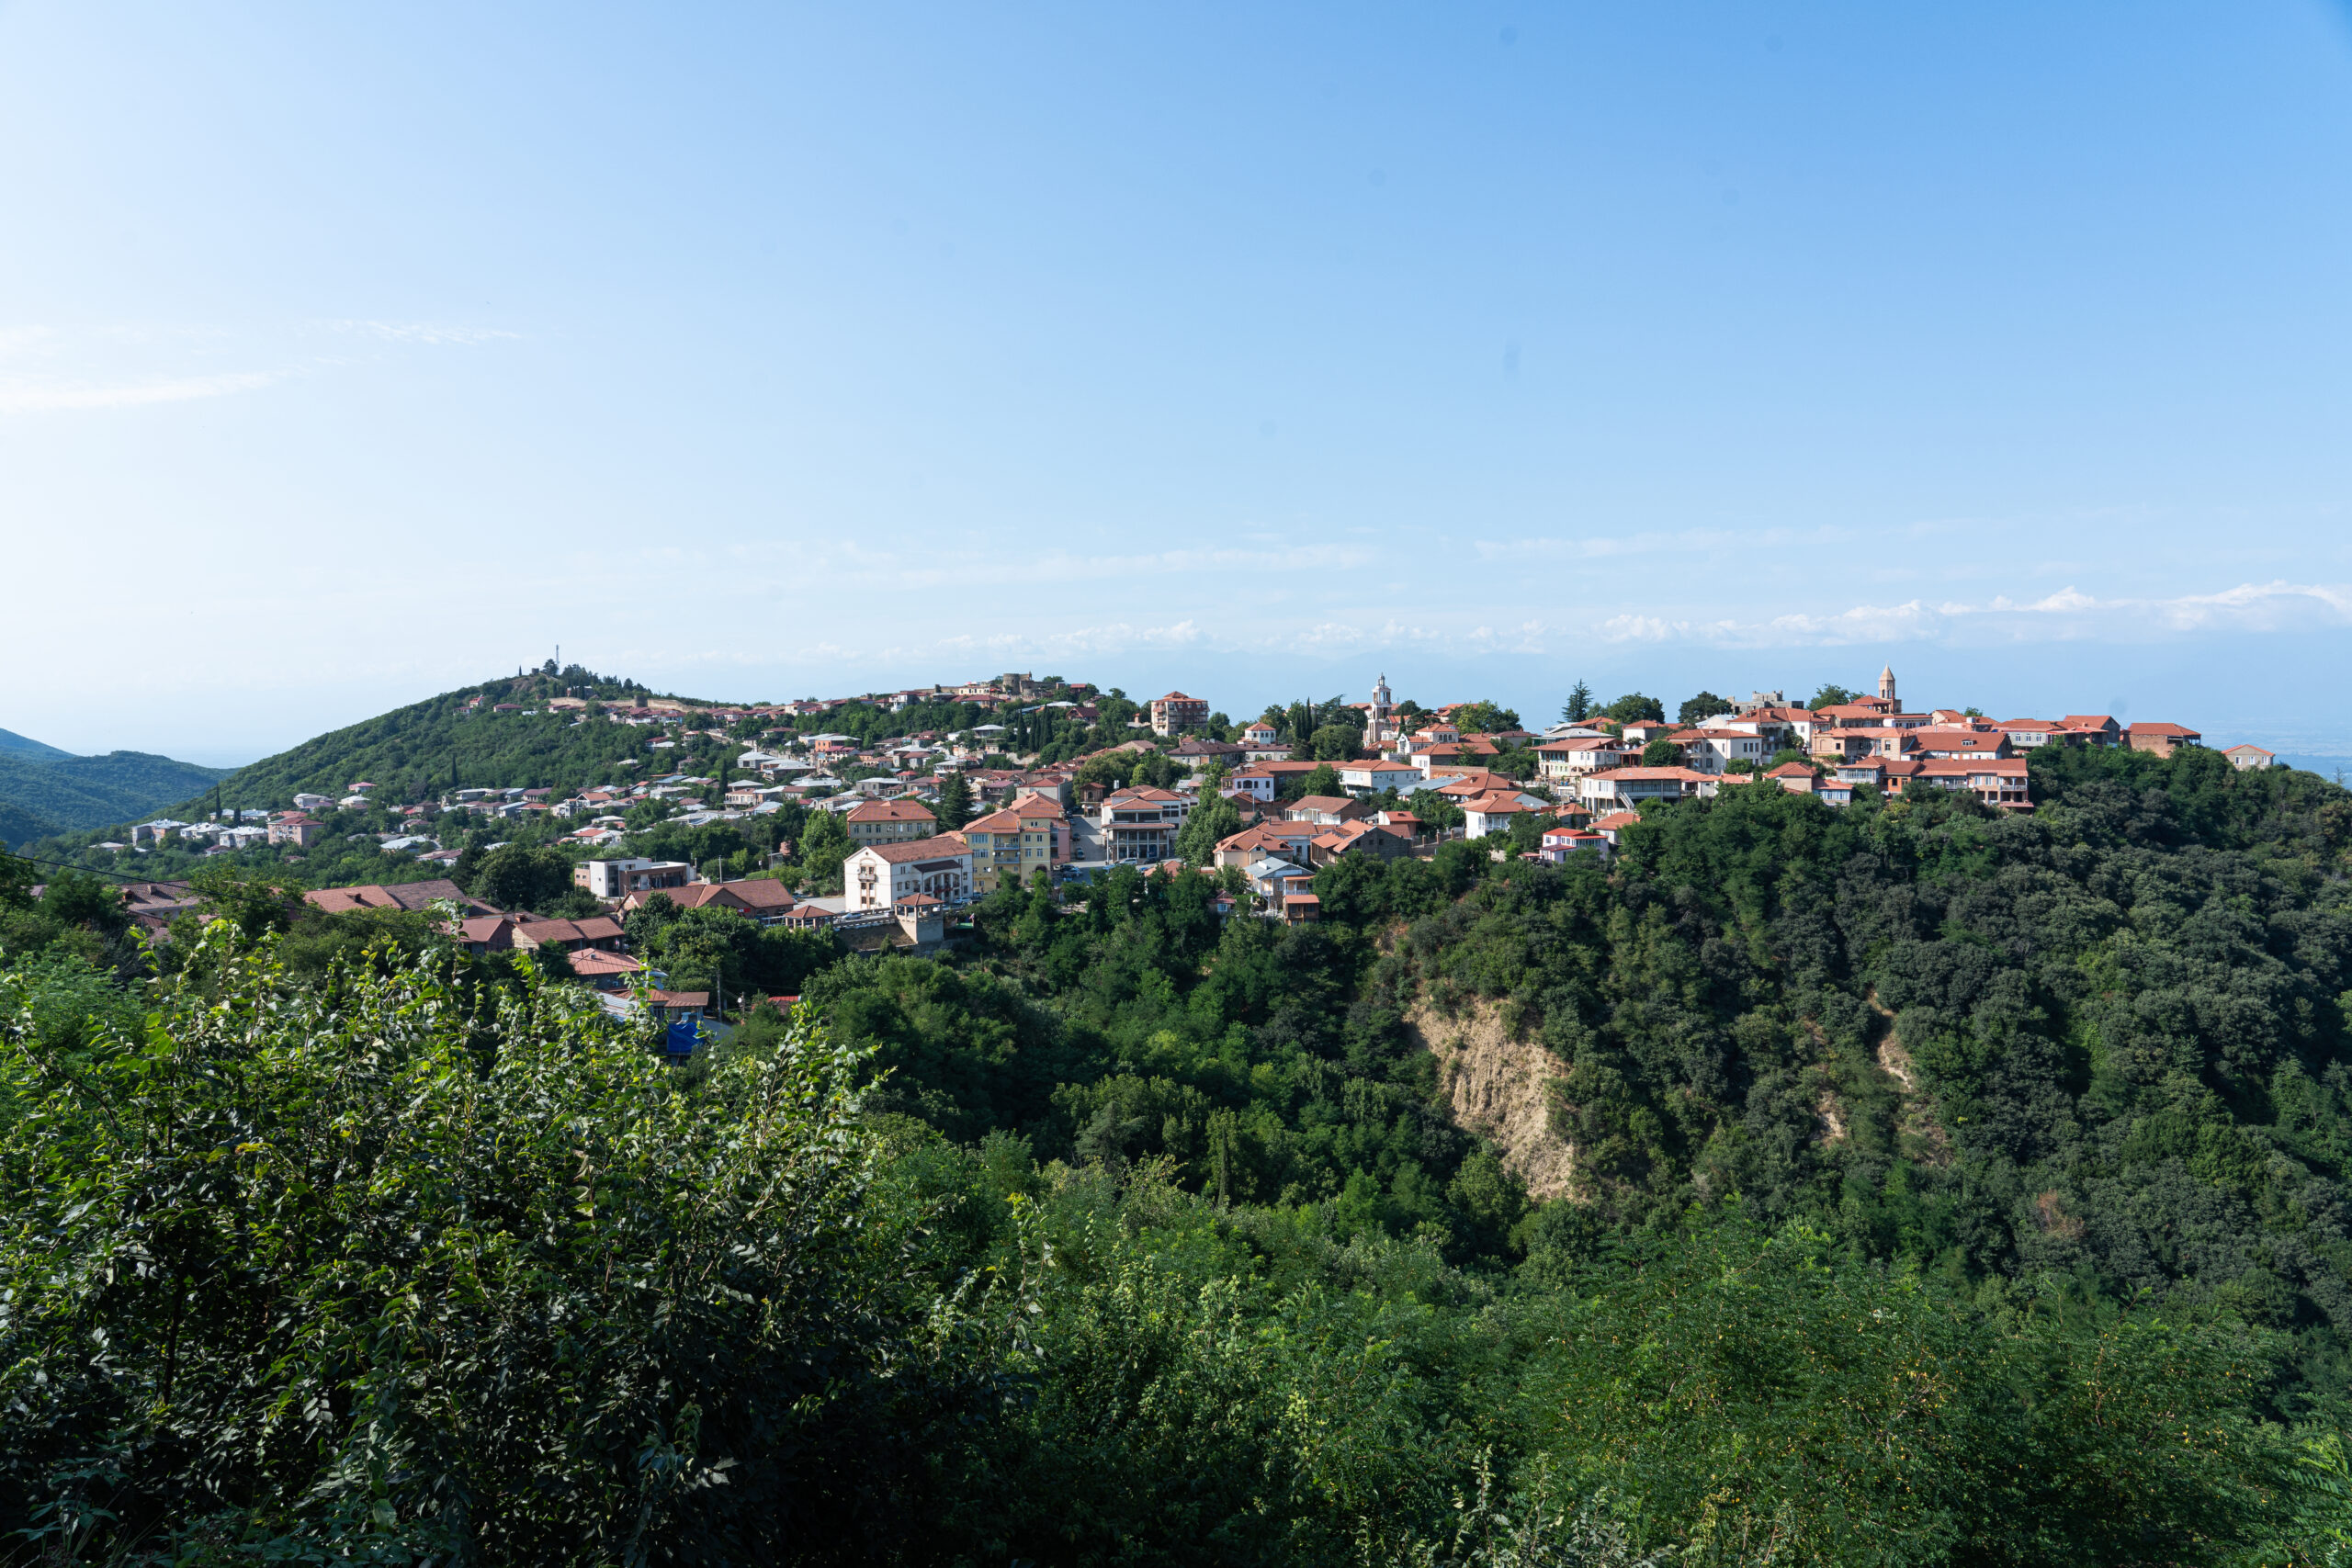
{"left": 1402, "top": 997, "right": 1578, "bottom": 1201}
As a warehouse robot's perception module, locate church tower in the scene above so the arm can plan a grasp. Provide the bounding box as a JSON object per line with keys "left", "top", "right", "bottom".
{"left": 1878, "top": 664, "right": 1897, "bottom": 705}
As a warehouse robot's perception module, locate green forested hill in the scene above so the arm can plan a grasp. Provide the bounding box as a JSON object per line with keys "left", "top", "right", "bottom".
{"left": 195, "top": 671, "right": 724, "bottom": 815}
{"left": 813, "top": 744, "right": 2352, "bottom": 1402}
{"left": 0, "top": 749, "right": 231, "bottom": 848}
{"left": 0, "top": 727, "right": 74, "bottom": 761}
{"left": 0, "top": 800, "right": 62, "bottom": 848}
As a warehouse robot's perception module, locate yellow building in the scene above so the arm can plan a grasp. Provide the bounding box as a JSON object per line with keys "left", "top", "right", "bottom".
{"left": 961, "top": 807, "right": 1055, "bottom": 892}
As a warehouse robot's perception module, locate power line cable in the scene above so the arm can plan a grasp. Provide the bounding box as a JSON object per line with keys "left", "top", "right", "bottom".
{"left": 2, "top": 851, "right": 189, "bottom": 885}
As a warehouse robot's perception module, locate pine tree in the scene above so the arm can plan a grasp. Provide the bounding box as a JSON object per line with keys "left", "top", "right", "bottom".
{"left": 937, "top": 772, "right": 973, "bottom": 830}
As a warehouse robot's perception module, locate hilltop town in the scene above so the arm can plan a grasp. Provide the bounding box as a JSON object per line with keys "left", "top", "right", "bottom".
{"left": 66, "top": 664, "right": 2266, "bottom": 1006}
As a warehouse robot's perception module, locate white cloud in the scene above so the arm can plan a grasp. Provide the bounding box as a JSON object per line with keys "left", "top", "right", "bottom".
{"left": 1569, "top": 581, "right": 2352, "bottom": 650}
{"left": 0, "top": 317, "right": 517, "bottom": 416}
{"left": 1473, "top": 525, "right": 1856, "bottom": 562}
{"left": 707, "top": 538, "right": 1379, "bottom": 591}
{"left": 0, "top": 369, "right": 282, "bottom": 413}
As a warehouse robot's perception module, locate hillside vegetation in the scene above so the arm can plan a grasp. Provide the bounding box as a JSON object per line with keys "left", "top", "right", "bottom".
{"left": 6, "top": 742, "right": 2352, "bottom": 1562}
{"left": 0, "top": 727, "right": 73, "bottom": 761}
{"left": 0, "top": 748, "right": 230, "bottom": 848}
{"left": 199, "top": 671, "right": 684, "bottom": 812}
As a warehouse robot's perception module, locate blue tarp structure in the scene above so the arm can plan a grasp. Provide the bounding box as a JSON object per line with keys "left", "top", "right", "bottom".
{"left": 662, "top": 1015, "right": 705, "bottom": 1058}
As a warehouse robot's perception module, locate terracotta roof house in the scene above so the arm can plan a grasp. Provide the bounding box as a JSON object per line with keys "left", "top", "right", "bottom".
{"left": 1461, "top": 791, "right": 1538, "bottom": 840}
{"left": 1577, "top": 766, "right": 1721, "bottom": 810}
{"left": 1335, "top": 757, "right": 1426, "bottom": 796}
{"left": 2057, "top": 715, "right": 2123, "bottom": 746}
{"left": 718, "top": 879, "right": 800, "bottom": 924}
{"left": 2222, "top": 744, "right": 2276, "bottom": 771}
{"left": 456, "top": 915, "right": 517, "bottom": 952}
{"left": 304, "top": 879, "right": 494, "bottom": 918}
{"left": 1537, "top": 827, "right": 1609, "bottom": 863}
{"left": 1149, "top": 691, "right": 1210, "bottom": 736}
{"left": 1532, "top": 737, "right": 1634, "bottom": 781}
{"left": 513, "top": 916, "right": 627, "bottom": 953}
{"left": 1996, "top": 718, "right": 2066, "bottom": 750}
{"left": 570, "top": 947, "right": 646, "bottom": 989}
{"left": 1215, "top": 822, "right": 1319, "bottom": 868}
{"left": 617, "top": 880, "right": 797, "bottom": 924}
{"left": 1171, "top": 737, "right": 1249, "bottom": 765}
{"left": 844, "top": 796, "right": 938, "bottom": 846}
{"left": 845, "top": 835, "right": 974, "bottom": 908}
{"left": 1306, "top": 819, "right": 1413, "bottom": 866}
{"left": 1909, "top": 728, "right": 2011, "bottom": 761}
{"left": 1283, "top": 794, "right": 1372, "bottom": 827}
{"left": 963, "top": 806, "right": 1057, "bottom": 892}
{"left": 2126, "top": 722, "right": 2201, "bottom": 759}
{"left": 1917, "top": 757, "right": 2032, "bottom": 811}
{"left": 1590, "top": 809, "right": 1643, "bottom": 844}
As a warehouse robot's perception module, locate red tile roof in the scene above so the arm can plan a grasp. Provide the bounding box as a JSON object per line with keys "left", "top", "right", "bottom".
{"left": 1589, "top": 766, "right": 1713, "bottom": 782}
{"left": 846, "top": 798, "right": 937, "bottom": 823}
{"left": 859, "top": 835, "right": 973, "bottom": 864}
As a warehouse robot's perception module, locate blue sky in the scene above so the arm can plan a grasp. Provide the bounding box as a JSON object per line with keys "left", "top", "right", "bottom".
{"left": 5, "top": 2, "right": 2350, "bottom": 766}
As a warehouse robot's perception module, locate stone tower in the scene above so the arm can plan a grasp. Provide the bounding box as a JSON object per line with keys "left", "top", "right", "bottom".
{"left": 1878, "top": 664, "right": 1897, "bottom": 705}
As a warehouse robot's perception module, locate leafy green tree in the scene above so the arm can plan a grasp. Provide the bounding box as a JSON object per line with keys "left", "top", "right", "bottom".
{"left": 1307, "top": 723, "right": 1362, "bottom": 761}
{"left": 1603, "top": 693, "right": 1664, "bottom": 724}
{"left": 1677, "top": 691, "right": 1730, "bottom": 725}
{"left": 1504, "top": 810, "right": 1546, "bottom": 854}
{"left": 1537, "top": 1217, "right": 2292, "bottom": 1563}
{"left": 1560, "top": 681, "right": 1593, "bottom": 724}
{"left": 1286, "top": 762, "right": 1342, "bottom": 800}
{"left": 1137, "top": 751, "right": 1183, "bottom": 789}
{"left": 791, "top": 808, "right": 854, "bottom": 894}
{"left": 1452, "top": 700, "right": 1521, "bottom": 734}
{"left": 1810, "top": 682, "right": 1856, "bottom": 708}
{"left": 1639, "top": 739, "right": 1680, "bottom": 767}
{"left": 0, "top": 927, "right": 995, "bottom": 1562}
{"left": 1175, "top": 792, "right": 1242, "bottom": 864}
{"left": 473, "top": 843, "right": 582, "bottom": 913}
{"left": 178, "top": 862, "right": 301, "bottom": 942}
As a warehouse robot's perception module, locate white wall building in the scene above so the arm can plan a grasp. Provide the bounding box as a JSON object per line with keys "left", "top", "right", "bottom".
{"left": 575, "top": 858, "right": 695, "bottom": 898}
{"left": 1576, "top": 767, "right": 1722, "bottom": 810}
{"left": 846, "top": 837, "right": 974, "bottom": 908}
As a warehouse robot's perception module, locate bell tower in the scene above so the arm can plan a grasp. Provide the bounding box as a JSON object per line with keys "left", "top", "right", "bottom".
{"left": 1878, "top": 664, "right": 1897, "bottom": 705}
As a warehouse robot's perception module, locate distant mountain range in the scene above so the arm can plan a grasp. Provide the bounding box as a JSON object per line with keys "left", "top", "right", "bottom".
{"left": 0, "top": 729, "right": 234, "bottom": 850}
{"left": 0, "top": 727, "right": 75, "bottom": 762}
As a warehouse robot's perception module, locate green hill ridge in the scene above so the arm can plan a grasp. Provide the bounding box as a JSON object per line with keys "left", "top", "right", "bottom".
{"left": 0, "top": 744, "right": 232, "bottom": 850}
{"left": 0, "top": 727, "right": 74, "bottom": 761}
{"left": 197, "top": 669, "right": 705, "bottom": 815}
